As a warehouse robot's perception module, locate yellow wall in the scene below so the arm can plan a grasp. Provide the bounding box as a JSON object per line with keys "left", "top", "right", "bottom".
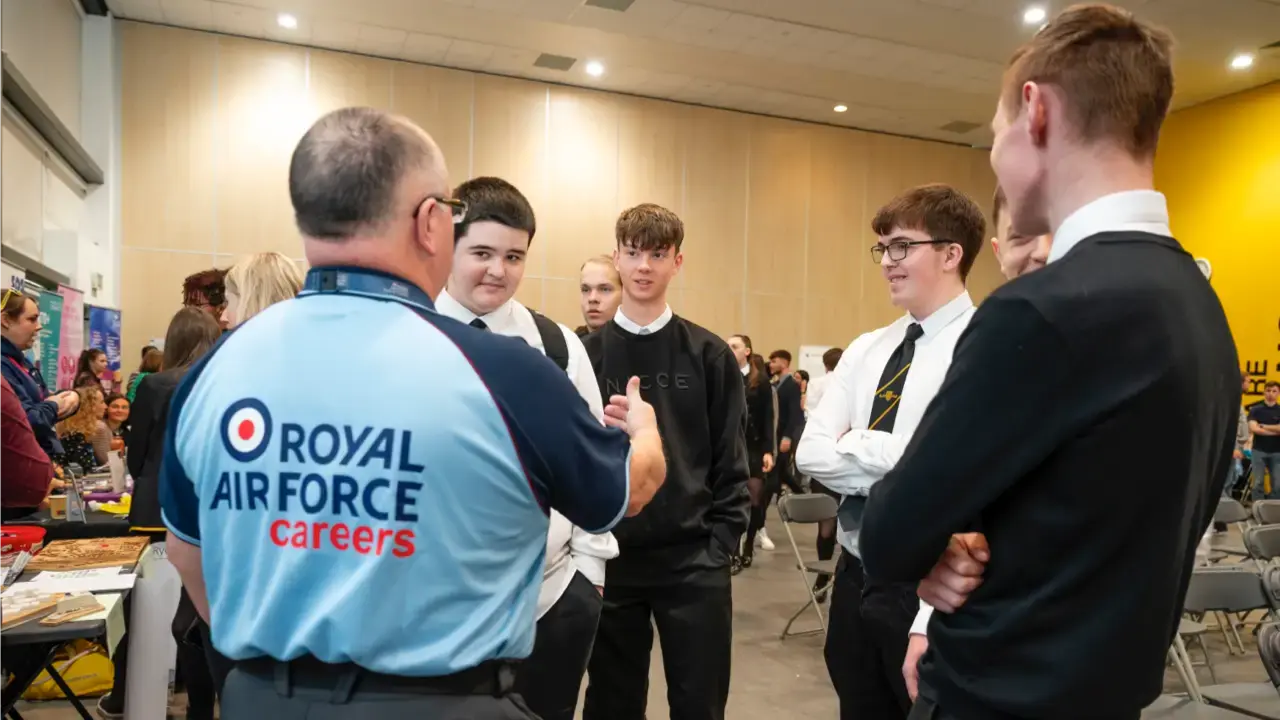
{"left": 118, "top": 21, "right": 1003, "bottom": 366}
{"left": 1155, "top": 82, "right": 1280, "bottom": 403}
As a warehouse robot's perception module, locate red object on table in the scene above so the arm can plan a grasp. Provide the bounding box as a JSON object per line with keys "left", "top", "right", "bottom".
{"left": 0, "top": 525, "right": 47, "bottom": 557}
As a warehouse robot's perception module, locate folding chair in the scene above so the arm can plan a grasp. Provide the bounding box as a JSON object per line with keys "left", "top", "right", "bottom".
{"left": 1213, "top": 499, "right": 1253, "bottom": 560}
{"left": 1184, "top": 569, "right": 1280, "bottom": 720}
{"left": 1255, "top": 502, "right": 1280, "bottom": 527}
{"left": 776, "top": 493, "right": 838, "bottom": 640}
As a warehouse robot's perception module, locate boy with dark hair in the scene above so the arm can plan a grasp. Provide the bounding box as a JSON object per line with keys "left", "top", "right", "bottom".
{"left": 582, "top": 203, "right": 749, "bottom": 720}
{"left": 182, "top": 268, "right": 228, "bottom": 330}
{"left": 433, "top": 176, "right": 618, "bottom": 720}
{"left": 860, "top": 6, "right": 1240, "bottom": 719}
{"left": 1249, "top": 381, "right": 1280, "bottom": 500}
{"left": 797, "top": 183, "right": 984, "bottom": 720}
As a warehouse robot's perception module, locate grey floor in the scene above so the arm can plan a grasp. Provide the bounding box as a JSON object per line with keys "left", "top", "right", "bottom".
{"left": 13, "top": 520, "right": 1274, "bottom": 720}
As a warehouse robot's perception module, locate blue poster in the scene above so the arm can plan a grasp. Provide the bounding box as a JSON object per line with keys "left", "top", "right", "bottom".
{"left": 87, "top": 306, "right": 123, "bottom": 387}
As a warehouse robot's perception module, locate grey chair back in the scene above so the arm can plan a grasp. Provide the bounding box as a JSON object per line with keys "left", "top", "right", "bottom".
{"left": 1216, "top": 498, "right": 1250, "bottom": 524}
{"left": 1260, "top": 624, "right": 1280, "bottom": 690}
{"left": 778, "top": 493, "right": 838, "bottom": 524}
{"left": 1184, "top": 569, "right": 1270, "bottom": 614}
{"left": 1255, "top": 501, "right": 1280, "bottom": 526}
{"left": 1245, "top": 526, "right": 1280, "bottom": 561}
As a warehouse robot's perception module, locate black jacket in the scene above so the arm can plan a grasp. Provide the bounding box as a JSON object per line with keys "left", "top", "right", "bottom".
{"left": 774, "top": 373, "right": 803, "bottom": 447}
{"left": 744, "top": 372, "right": 775, "bottom": 457}
{"left": 583, "top": 316, "right": 750, "bottom": 585}
{"left": 861, "top": 231, "right": 1239, "bottom": 719}
{"left": 126, "top": 368, "right": 187, "bottom": 531}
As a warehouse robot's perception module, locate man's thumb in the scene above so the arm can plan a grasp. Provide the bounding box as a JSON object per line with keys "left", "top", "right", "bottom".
{"left": 626, "top": 376, "right": 642, "bottom": 398}
{"left": 961, "top": 532, "right": 990, "bottom": 562}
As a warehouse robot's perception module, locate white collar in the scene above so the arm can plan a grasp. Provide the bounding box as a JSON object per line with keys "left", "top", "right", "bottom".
{"left": 614, "top": 305, "right": 673, "bottom": 335}
{"left": 910, "top": 290, "right": 974, "bottom": 338}
{"left": 436, "top": 288, "right": 516, "bottom": 330}
{"left": 1049, "top": 190, "right": 1171, "bottom": 264}
{"left": 740, "top": 363, "right": 750, "bottom": 376}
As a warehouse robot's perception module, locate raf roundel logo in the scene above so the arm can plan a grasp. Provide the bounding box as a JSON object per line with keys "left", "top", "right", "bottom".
{"left": 220, "top": 398, "right": 273, "bottom": 462}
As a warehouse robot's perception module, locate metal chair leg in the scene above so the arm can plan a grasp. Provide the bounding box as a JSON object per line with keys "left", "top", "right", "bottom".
{"left": 1170, "top": 643, "right": 1202, "bottom": 703}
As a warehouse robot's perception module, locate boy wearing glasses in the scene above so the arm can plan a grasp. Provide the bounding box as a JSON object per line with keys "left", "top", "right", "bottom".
{"left": 795, "top": 183, "right": 985, "bottom": 720}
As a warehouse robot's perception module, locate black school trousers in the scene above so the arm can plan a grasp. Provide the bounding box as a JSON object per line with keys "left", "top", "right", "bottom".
{"left": 513, "top": 571, "right": 603, "bottom": 720}
{"left": 582, "top": 566, "right": 733, "bottom": 720}
{"left": 826, "top": 551, "right": 916, "bottom": 720}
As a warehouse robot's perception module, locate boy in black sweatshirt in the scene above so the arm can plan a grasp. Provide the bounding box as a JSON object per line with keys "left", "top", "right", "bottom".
{"left": 581, "top": 203, "right": 749, "bottom": 720}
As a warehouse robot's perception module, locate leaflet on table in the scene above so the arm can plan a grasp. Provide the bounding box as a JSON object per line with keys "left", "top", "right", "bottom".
{"left": 2, "top": 572, "right": 136, "bottom": 595}
{"left": 33, "top": 567, "right": 124, "bottom": 581}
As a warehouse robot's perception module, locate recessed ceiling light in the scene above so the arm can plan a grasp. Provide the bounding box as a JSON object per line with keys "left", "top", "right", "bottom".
{"left": 277, "top": 13, "right": 298, "bottom": 29}
{"left": 834, "top": 104, "right": 848, "bottom": 113}
{"left": 585, "top": 60, "right": 605, "bottom": 77}
{"left": 1230, "top": 53, "right": 1254, "bottom": 70}
{"left": 1023, "top": 6, "right": 1047, "bottom": 24}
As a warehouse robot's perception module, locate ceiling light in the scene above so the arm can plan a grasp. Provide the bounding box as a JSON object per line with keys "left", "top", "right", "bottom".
{"left": 1230, "top": 53, "right": 1254, "bottom": 70}
{"left": 585, "top": 60, "right": 605, "bottom": 77}
{"left": 1022, "top": 6, "right": 1047, "bottom": 24}
{"left": 833, "top": 104, "right": 848, "bottom": 113}
{"left": 277, "top": 13, "right": 298, "bottom": 29}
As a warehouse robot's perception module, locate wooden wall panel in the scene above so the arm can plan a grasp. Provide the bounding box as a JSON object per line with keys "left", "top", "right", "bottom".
{"left": 543, "top": 87, "right": 619, "bottom": 281}
{"left": 390, "top": 63, "right": 474, "bottom": 183}
{"left": 120, "top": 24, "right": 217, "bottom": 252}
{"left": 118, "top": 21, "right": 1003, "bottom": 366}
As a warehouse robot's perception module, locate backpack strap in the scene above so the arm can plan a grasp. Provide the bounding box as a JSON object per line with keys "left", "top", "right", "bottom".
{"left": 530, "top": 310, "right": 569, "bottom": 372}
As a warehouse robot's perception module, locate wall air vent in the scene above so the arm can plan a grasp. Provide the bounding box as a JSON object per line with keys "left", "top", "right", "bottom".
{"left": 533, "top": 53, "right": 578, "bottom": 71}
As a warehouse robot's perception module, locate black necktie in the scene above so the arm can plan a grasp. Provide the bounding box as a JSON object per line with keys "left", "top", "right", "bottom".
{"left": 839, "top": 322, "right": 924, "bottom": 537}
{"left": 469, "top": 318, "right": 488, "bottom": 331}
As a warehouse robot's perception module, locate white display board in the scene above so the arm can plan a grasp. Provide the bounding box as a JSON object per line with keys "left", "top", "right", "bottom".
{"left": 798, "top": 345, "right": 834, "bottom": 379}
{"left": 125, "top": 543, "right": 180, "bottom": 720}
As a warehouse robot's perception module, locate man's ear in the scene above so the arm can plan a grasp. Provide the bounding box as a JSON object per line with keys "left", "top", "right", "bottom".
{"left": 673, "top": 251, "right": 684, "bottom": 274}
{"left": 1024, "top": 82, "right": 1050, "bottom": 148}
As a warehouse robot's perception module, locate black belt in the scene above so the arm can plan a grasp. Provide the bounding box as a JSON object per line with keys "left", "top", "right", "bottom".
{"left": 237, "top": 656, "right": 520, "bottom": 699}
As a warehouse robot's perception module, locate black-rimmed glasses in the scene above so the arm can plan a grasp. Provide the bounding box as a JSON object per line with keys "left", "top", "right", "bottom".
{"left": 870, "top": 239, "right": 954, "bottom": 263}
{"left": 416, "top": 195, "right": 469, "bottom": 225}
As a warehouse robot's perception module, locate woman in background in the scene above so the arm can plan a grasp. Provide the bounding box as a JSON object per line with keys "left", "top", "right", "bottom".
{"left": 54, "top": 385, "right": 110, "bottom": 471}
{"left": 727, "top": 335, "right": 775, "bottom": 573}
{"left": 1, "top": 290, "right": 78, "bottom": 456}
{"left": 98, "top": 307, "right": 223, "bottom": 720}
{"left": 127, "top": 347, "right": 162, "bottom": 402}
{"left": 221, "top": 251, "right": 303, "bottom": 329}
{"left": 73, "top": 348, "right": 108, "bottom": 392}
{"left": 103, "top": 393, "right": 131, "bottom": 453}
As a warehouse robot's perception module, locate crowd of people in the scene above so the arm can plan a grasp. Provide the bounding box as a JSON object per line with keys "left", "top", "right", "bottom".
{"left": 1, "top": 3, "right": 1275, "bottom": 720}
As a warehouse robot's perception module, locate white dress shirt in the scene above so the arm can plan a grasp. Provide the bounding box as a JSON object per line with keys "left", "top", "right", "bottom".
{"left": 435, "top": 289, "right": 620, "bottom": 618}
{"left": 1048, "top": 190, "right": 1172, "bottom": 264}
{"left": 795, "top": 290, "right": 975, "bottom": 635}
{"left": 614, "top": 305, "right": 673, "bottom": 335}
{"left": 806, "top": 374, "right": 831, "bottom": 414}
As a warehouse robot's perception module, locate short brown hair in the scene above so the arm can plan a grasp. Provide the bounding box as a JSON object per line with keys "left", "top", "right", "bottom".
{"left": 992, "top": 186, "right": 1007, "bottom": 230}
{"left": 616, "top": 203, "right": 684, "bottom": 253}
{"left": 822, "top": 347, "right": 843, "bottom": 372}
{"left": 1002, "top": 3, "right": 1173, "bottom": 158}
{"left": 871, "top": 184, "right": 987, "bottom": 280}
{"left": 162, "top": 307, "right": 222, "bottom": 372}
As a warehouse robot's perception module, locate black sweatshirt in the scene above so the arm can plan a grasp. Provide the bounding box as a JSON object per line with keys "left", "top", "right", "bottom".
{"left": 861, "top": 231, "right": 1239, "bottom": 719}
{"left": 583, "top": 316, "right": 750, "bottom": 585}
{"left": 744, "top": 372, "right": 775, "bottom": 458}
{"left": 774, "top": 374, "right": 804, "bottom": 448}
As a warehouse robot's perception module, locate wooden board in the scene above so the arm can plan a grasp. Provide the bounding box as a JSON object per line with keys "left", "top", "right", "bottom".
{"left": 1, "top": 593, "right": 64, "bottom": 629}
{"left": 26, "top": 537, "right": 150, "bottom": 572}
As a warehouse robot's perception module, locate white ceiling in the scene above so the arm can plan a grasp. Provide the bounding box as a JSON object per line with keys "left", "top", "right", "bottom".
{"left": 106, "top": 0, "right": 1280, "bottom": 145}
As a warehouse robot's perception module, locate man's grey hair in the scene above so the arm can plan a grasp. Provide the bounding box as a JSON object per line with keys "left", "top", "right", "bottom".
{"left": 288, "top": 107, "right": 435, "bottom": 240}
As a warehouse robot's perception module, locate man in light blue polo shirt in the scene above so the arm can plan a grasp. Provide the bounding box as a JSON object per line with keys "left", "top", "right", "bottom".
{"left": 159, "top": 107, "right": 667, "bottom": 720}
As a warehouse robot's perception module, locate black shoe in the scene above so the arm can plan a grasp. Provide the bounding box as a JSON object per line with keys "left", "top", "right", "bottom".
{"left": 741, "top": 553, "right": 753, "bottom": 569}
{"left": 730, "top": 554, "right": 743, "bottom": 576}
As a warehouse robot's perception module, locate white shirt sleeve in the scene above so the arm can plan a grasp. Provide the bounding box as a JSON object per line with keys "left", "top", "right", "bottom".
{"left": 910, "top": 601, "right": 934, "bottom": 636}
{"left": 795, "top": 338, "right": 891, "bottom": 494}
{"left": 562, "top": 326, "right": 620, "bottom": 578}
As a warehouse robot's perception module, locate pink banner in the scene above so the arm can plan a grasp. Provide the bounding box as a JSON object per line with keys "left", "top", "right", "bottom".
{"left": 56, "top": 284, "right": 84, "bottom": 391}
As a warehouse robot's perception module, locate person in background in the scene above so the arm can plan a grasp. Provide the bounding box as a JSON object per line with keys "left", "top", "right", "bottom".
{"left": 127, "top": 347, "right": 163, "bottom": 403}
{"left": 1233, "top": 372, "right": 1253, "bottom": 499}
{"left": 582, "top": 203, "right": 748, "bottom": 720}
{"left": 727, "top": 335, "right": 775, "bottom": 574}
{"left": 2, "top": 376, "right": 54, "bottom": 520}
{"left": 806, "top": 348, "right": 843, "bottom": 415}
{"left": 577, "top": 254, "right": 622, "bottom": 337}
{"left": 104, "top": 393, "right": 131, "bottom": 453}
{"left": 990, "top": 186, "right": 1053, "bottom": 281}
{"left": 183, "top": 268, "right": 229, "bottom": 331}
{"left": 860, "top": 6, "right": 1239, "bottom": 718}
{"left": 769, "top": 349, "right": 805, "bottom": 495}
{"left": 794, "top": 370, "right": 810, "bottom": 411}
{"left": 1249, "top": 381, "right": 1280, "bottom": 500}
{"left": 54, "top": 385, "right": 111, "bottom": 471}
{"left": 74, "top": 348, "right": 109, "bottom": 392}
{"left": 97, "top": 307, "right": 224, "bottom": 720}
{"left": 806, "top": 346, "right": 845, "bottom": 602}
{"left": 221, "top": 251, "right": 304, "bottom": 329}
{"left": 1, "top": 290, "right": 78, "bottom": 456}
{"left": 796, "top": 183, "right": 984, "bottom": 720}
{"left": 435, "top": 176, "right": 618, "bottom": 720}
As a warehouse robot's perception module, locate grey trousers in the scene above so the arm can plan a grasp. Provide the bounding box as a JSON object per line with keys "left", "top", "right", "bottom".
{"left": 220, "top": 665, "right": 540, "bottom": 720}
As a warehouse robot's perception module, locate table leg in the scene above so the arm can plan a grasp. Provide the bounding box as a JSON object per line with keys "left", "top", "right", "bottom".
{"left": 42, "top": 663, "right": 93, "bottom": 720}
{"left": 8, "top": 709, "right": 26, "bottom": 720}
{"left": 0, "top": 644, "right": 53, "bottom": 715}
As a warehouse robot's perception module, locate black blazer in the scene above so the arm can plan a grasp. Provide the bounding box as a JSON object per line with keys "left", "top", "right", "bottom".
{"left": 774, "top": 374, "right": 804, "bottom": 447}
{"left": 861, "top": 231, "right": 1239, "bottom": 718}
{"left": 126, "top": 368, "right": 187, "bottom": 531}
{"left": 743, "top": 373, "right": 775, "bottom": 457}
